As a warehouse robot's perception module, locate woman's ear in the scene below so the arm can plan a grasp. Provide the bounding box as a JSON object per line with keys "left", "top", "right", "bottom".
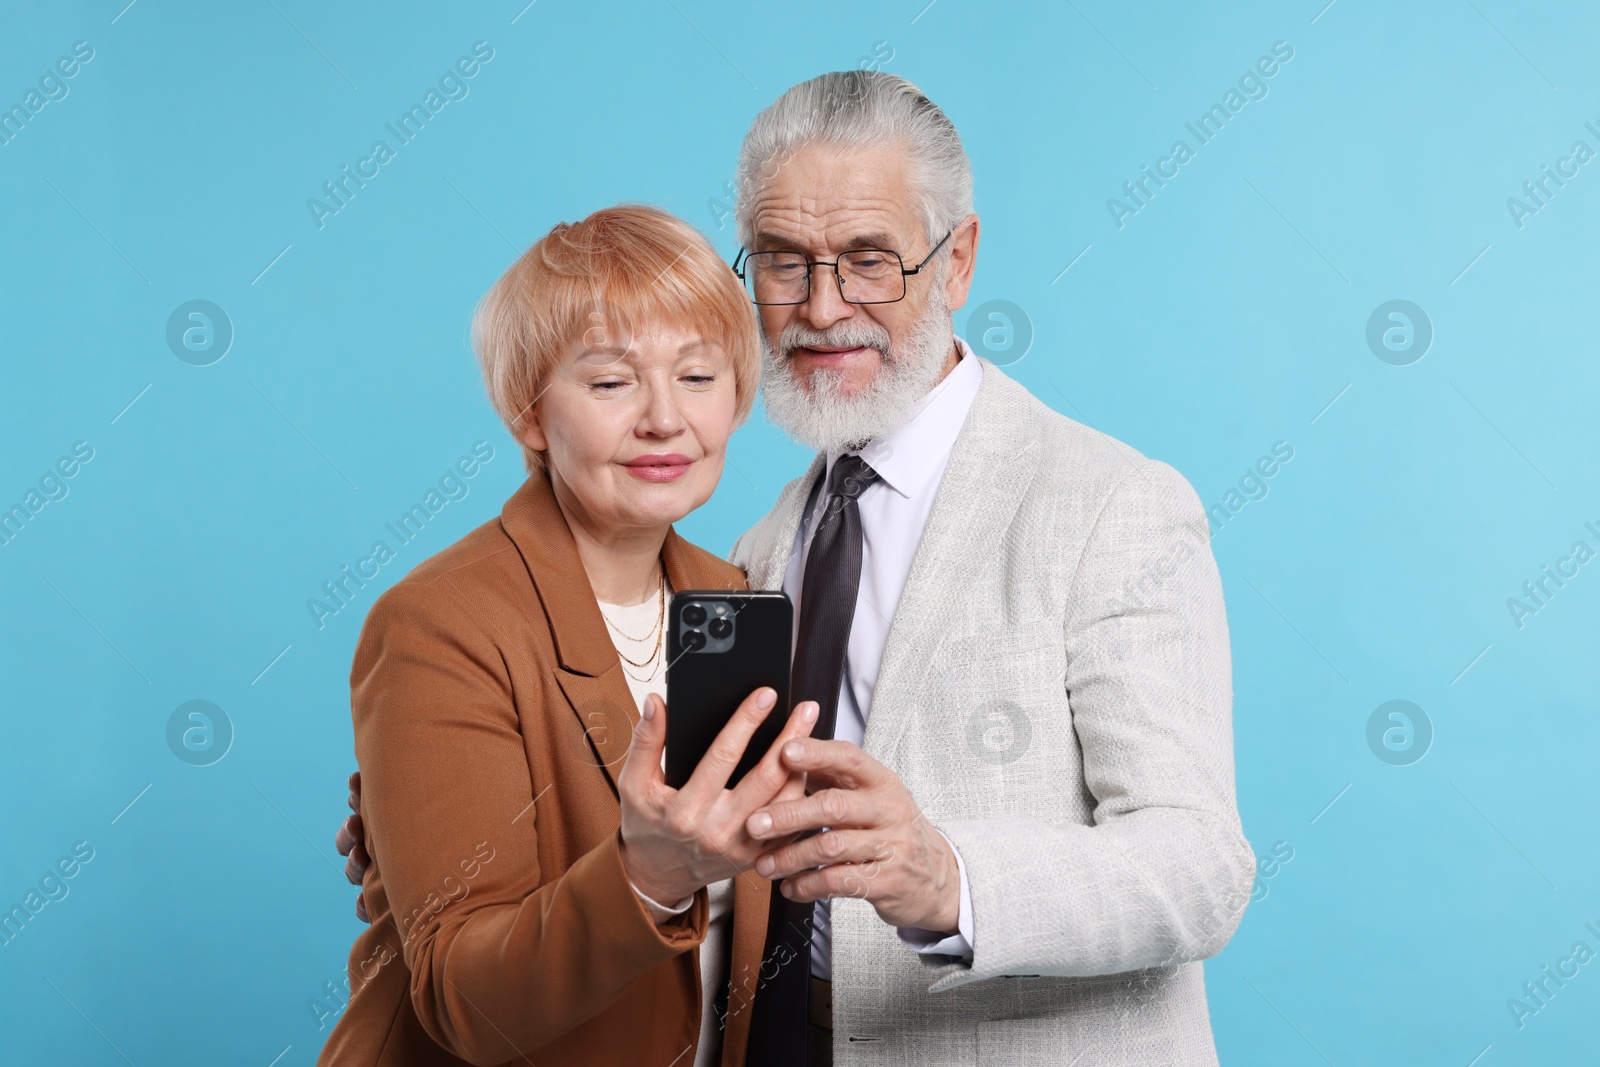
{"left": 518, "top": 405, "right": 547, "bottom": 453}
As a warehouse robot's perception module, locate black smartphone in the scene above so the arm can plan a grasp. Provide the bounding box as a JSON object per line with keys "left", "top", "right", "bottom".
{"left": 664, "top": 590, "right": 793, "bottom": 790}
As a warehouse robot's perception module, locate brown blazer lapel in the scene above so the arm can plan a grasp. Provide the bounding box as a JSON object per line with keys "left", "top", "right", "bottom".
{"left": 720, "top": 870, "right": 773, "bottom": 1065}
{"left": 499, "top": 468, "right": 745, "bottom": 797}
{"left": 501, "top": 469, "right": 766, "bottom": 1067}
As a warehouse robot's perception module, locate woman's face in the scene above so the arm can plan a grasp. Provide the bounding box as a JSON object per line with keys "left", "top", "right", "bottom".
{"left": 521, "top": 316, "right": 738, "bottom": 540}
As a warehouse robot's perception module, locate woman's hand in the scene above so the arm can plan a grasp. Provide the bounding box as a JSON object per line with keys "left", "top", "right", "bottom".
{"left": 617, "top": 687, "right": 816, "bottom": 906}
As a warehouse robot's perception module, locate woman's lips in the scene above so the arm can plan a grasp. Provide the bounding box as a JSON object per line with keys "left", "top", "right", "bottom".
{"left": 623, "top": 454, "right": 693, "bottom": 482}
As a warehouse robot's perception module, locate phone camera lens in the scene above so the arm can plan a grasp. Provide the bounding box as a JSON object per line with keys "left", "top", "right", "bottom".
{"left": 683, "top": 604, "right": 708, "bottom": 626}
{"left": 683, "top": 629, "right": 707, "bottom": 651}
{"left": 707, "top": 618, "right": 733, "bottom": 640}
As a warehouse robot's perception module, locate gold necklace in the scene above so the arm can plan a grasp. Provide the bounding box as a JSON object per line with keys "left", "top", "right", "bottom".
{"left": 602, "top": 569, "right": 664, "bottom": 644}
{"left": 601, "top": 569, "right": 665, "bottom": 668}
{"left": 619, "top": 648, "right": 662, "bottom": 684}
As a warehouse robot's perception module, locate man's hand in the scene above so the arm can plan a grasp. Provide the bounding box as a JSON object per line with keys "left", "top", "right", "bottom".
{"left": 334, "top": 770, "right": 371, "bottom": 923}
{"left": 745, "top": 739, "right": 960, "bottom": 934}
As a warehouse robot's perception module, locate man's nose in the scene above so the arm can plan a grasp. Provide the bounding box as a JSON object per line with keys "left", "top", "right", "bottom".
{"left": 799, "top": 265, "right": 854, "bottom": 329}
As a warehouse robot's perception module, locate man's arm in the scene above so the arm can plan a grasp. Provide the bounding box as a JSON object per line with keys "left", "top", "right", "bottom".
{"left": 930, "top": 458, "right": 1255, "bottom": 989}
{"left": 744, "top": 459, "right": 1253, "bottom": 989}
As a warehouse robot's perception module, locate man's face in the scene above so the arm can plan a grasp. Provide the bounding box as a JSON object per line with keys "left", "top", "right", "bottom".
{"left": 746, "top": 140, "right": 978, "bottom": 451}
{"left": 749, "top": 142, "right": 937, "bottom": 396}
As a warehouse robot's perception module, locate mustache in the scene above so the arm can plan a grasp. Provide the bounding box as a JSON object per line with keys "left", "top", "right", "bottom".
{"left": 776, "top": 322, "right": 894, "bottom": 360}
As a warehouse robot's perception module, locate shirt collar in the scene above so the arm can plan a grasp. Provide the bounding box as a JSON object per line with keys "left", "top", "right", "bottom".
{"left": 824, "top": 334, "right": 984, "bottom": 502}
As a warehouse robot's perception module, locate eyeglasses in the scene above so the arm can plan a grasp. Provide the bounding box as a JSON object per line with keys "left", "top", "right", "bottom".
{"left": 731, "top": 227, "right": 955, "bottom": 306}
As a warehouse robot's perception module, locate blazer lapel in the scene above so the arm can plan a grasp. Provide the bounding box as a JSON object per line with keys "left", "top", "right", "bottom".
{"left": 500, "top": 468, "right": 739, "bottom": 797}
{"left": 861, "top": 360, "right": 1042, "bottom": 761}
{"left": 740, "top": 453, "right": 826, "bottom": 591}
{"left": 718, "top": 869, "right": 771, "bottom": 1066}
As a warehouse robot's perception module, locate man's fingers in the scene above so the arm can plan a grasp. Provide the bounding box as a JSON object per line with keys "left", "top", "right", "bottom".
{"left": 335, "top": 812, "right": 363, "bottom": 858}
{"left": 747, "top": 786, "right": 871, "bottom": 840}
{"left": 338, "top": 813, "right": 369, "bottom": 885}
{"left": 749, "top": 774, "right": 811, "bottom": 856}
{"left": 355, "top": 891, "right": 369, "bottom": 924}
{"left": 755, "top": 827, "right": 892, "bottom": 880}
{"left": 778, "top": 737, "right": 880, "bottom": 789}
{"left": 681, "top": 686, "right": 780, "bottom": 798}
{"left": 343, "top": 844, "right": 367, "bottom": 885}
{"left": 779, "top": 862, "right": 876, "bottom": 904}
{"left": 727, "top": 700, "right": 817, "bottom": 810}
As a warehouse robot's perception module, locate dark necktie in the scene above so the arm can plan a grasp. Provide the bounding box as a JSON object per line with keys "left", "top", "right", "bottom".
{"left": 744, "top": 453, "right": 879, "bottom": 1066}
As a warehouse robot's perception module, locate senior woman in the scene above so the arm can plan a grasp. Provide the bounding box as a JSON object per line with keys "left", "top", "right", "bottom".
{"left": 317, "top": 204, "right": 818, "bottom": 1067}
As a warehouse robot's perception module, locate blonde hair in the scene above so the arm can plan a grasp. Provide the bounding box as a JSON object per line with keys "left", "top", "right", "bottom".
{"left": 472, "top": 203, "right": 761, "bottom": 474}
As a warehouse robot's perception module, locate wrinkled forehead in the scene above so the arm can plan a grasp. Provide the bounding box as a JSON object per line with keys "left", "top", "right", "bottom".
{"left": 747, "top": 142, "right": 923, "bottom": 255}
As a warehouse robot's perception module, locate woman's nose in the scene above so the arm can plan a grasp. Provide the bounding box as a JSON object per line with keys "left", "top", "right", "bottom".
{"left": 637, "top": 383, "right": 687, "bottom": 436}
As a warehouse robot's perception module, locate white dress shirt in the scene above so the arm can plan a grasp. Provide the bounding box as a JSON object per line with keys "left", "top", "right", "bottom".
{"left": 782, "top": 336, "right": 984, "bottom": 980}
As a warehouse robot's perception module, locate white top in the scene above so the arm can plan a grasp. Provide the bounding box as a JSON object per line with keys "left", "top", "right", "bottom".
{"left": 782, "top": 337, "right": 984, "bottom": 980}
{"left": 601, "top": 577, "right": 734, "bottom": 1067}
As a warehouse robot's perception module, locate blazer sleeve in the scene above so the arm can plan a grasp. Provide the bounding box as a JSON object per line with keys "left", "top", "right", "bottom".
{"left": 933, "top": 458, "right": 1256, "bottom": 988}
{"left": 352, "top": 577, "right": 708, "bottom": 1063}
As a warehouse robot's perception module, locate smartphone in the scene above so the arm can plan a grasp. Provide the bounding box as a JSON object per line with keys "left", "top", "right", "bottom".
{"left": 664, "top": 590, "right": 793, "bottom": 790}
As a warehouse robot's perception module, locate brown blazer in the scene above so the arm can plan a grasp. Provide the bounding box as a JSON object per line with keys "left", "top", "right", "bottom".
{"left": 317, "top": 468, "right": 774, "bottom": 1067}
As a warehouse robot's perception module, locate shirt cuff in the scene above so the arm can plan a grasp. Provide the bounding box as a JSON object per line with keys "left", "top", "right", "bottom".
{"left": 629, "top": 878, "right": 694, "bottom": 925}
{"left": 895, "top": 828, "right": 974, "bottom": 959}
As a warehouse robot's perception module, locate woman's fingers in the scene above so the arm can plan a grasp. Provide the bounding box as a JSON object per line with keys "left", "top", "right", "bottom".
{"left": 776, "top": 768, "right": 808, "bottom": 803}
{"left": 728, "top": 700, "right": 817, "bottom": 812}
{"left": 618, "top": 693, "right": 668, "bottom": 799}
{"left": 681, "top": 686, "right": 780, "bottom": 799}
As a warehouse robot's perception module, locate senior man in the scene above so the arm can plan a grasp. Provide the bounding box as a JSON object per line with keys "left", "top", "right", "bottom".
{"left": 339, "top": 71, "right": 1255, "bottom": 1067}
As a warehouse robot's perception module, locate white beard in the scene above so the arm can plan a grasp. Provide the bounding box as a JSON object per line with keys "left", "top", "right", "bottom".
{"left": 758, "top": 287, "right": 955, "bottom": 454}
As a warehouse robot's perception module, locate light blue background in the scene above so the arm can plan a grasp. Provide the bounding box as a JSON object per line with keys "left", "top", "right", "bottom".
{"left": 3, "top": 1, "right": 1597, "bottom": 1064}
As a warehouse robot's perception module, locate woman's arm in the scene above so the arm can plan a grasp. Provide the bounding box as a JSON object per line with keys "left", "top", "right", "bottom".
{"left": 353, "top": 576, "right": 706, "bottom": 1063}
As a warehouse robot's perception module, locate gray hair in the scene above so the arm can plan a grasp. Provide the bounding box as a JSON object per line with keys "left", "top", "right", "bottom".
{"left": 733, "top": 71, "right": 973, "bottom": 253}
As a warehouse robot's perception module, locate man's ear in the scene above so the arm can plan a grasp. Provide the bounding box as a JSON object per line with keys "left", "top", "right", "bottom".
{"left": 942, "top": 213, "right": 980, "bottom": 313}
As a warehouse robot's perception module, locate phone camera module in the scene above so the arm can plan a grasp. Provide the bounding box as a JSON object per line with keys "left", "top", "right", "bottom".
{"left": 679, "top": 599, "right": 735, "bottom": 653}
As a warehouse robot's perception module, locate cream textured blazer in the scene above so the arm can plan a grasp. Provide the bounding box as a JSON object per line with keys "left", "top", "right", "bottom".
{"left": 729, "top": 357, "right": 1256, "bottom": 1066}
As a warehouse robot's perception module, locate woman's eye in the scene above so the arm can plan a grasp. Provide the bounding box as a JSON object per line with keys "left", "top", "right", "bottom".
{"left": 683, "top": 374, "right": 716, "bottom": 385}
{"left": 590, "top": 380, "right": 628, "bottom": 391}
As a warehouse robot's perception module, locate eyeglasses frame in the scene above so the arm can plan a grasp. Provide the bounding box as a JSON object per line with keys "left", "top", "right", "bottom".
{"left": 730, "top": 225, "right": 956, "bottom": 306}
